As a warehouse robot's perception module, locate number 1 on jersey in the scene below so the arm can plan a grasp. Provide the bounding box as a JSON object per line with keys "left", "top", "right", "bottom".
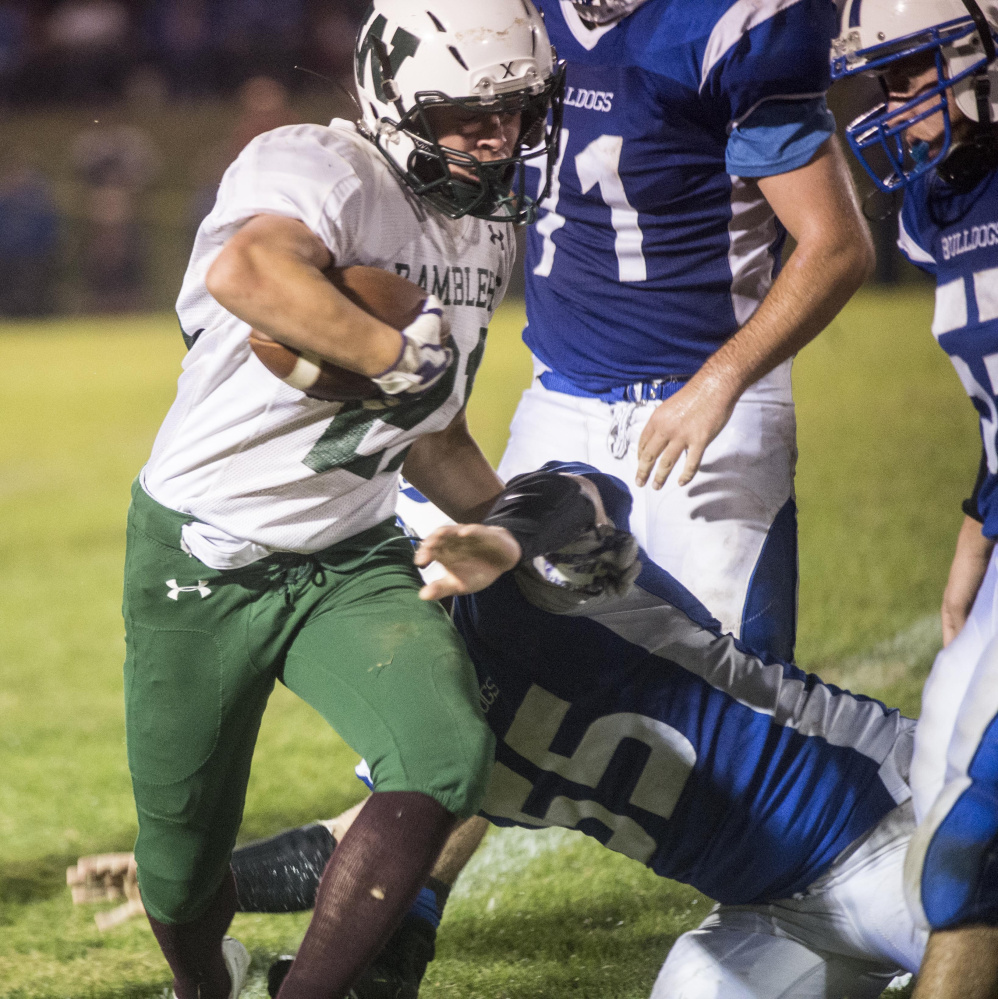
{"left": 533, "top": 129, "right": 647, "bottom": 283}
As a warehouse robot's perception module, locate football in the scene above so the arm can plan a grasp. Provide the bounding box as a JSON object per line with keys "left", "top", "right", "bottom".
{"left": 248, "top": 264, "right": 428, "bottom": 401}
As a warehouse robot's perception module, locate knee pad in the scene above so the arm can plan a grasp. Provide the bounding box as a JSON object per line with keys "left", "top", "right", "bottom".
{"left": 906, "top": 775, "right": 998, "bottom": 930}
{"left": 367, "top": 721, "right": 495, "bottom": 821}
{"left": 136, "top": 854, "right": 230, "bottom": 925}
{"left": 133, "top": 803, "right": 235, "bottom": 924}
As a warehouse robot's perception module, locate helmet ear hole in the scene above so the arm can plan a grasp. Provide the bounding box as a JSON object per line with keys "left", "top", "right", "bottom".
{"left": 520, "top": 110, "right": 546, "bottom": 148}
{"left": 408, "top": 147, "right": 448, "bottom": 185}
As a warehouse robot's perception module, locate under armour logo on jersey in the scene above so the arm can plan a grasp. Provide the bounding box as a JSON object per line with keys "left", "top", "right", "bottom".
{"left": 165, "top": 578, "right": 212, "bottom": 600}
{"left": 488, "top": 226, "right": 505, "bottom": 245}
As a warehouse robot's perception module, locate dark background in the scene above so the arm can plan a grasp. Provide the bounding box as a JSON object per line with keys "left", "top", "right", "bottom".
{"left": 0, "top": 1, "right": 925, "bottom": 318}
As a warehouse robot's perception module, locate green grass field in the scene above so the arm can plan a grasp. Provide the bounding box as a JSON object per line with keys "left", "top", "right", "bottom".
{"left": 0, "top": 287, "right": 976, "bottom": 998}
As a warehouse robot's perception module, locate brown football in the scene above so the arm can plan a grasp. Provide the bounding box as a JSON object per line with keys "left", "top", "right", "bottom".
{"left": 248, "top": 265, "right": 428, "bottom": 401}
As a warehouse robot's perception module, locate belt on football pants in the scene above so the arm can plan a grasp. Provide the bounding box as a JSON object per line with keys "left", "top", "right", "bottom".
{"left": 538, "top": 369, "right": 689, "bottom": 403}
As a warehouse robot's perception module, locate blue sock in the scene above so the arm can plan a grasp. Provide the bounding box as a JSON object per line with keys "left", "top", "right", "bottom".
{"left": 405, "top": 876, "right": 449, "bottom": 929}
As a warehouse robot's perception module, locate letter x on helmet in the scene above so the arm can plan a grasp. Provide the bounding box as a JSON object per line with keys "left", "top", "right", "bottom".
{"left": 354, "top": 0, "right": 566, "bottom": 224}
{"left": 832, "top": 0, "right": 998, "bottom": 192}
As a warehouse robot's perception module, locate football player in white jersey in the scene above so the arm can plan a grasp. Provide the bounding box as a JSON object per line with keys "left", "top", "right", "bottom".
{"left": 76, "top": 464, "right": 929, "bottom": 999}
{"left": 832, "top": 3, "right": 998, "bottom": 997}
{"left": 120, "top": 3, "right": 564, "bottom": 998}
{"left": 495, "top": 0, "right": 876, "bottom": 664}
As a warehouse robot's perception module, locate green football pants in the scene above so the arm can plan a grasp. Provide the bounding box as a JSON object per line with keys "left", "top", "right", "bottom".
{"left": 122, "top": 481, "right": 494, "bottom": 924}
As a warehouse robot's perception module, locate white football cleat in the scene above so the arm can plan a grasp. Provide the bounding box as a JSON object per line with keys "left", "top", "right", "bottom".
{"left": 171, "top": 937, "right": 249, "bottom": 999}
{"left": 223, "top": 937, "right": 251, "bottom": 999}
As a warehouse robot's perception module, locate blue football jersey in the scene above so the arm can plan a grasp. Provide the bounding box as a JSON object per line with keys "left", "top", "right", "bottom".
{"left": 898, "top": 170, "right": 998, "bottom": 539}
{"left": 522, "top": 0, "right": 837, "bottom": 391}
{"left": 452, "top": 469, "right": 913, "bottom": 905}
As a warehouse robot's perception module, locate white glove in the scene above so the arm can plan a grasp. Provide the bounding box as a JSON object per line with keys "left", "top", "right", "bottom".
{"left": 371, "top": 295, "right": 453, "bottom": 396}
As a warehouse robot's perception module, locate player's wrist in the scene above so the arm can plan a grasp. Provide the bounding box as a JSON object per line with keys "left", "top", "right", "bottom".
{"left": 371, "top": 296, "right": 452, "bottom": 395}
{"left": 489, "top": 526, "right": 523, "bottom": 567}
{"left": 694, "top": 353, "right": 750, "bottom": 406}
{"left": 368, "top": 329, "right": 408, "bottom": 379}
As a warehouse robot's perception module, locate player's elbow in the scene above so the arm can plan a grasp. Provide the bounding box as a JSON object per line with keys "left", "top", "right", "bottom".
{"left": 848, "top": 225, "right": 877, "bottom": 288}
{"left": 205, "top": 242, "right": 259, "bottom": 312}
{"left": 802, "top": 221, "right": 875, "bottom": 295}
{"left": 830, "top": 203, "right": 877, "bottom": 289}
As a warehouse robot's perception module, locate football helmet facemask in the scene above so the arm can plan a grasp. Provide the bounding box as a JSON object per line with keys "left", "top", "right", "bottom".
{"left": 832, "top": 0, "right": 998, "bottom": 192}
{"left": 570, "top": 0, "right": 652, "bottom": 26}
{"left": 354, "top": 0, "right": 565, "bottom": 224}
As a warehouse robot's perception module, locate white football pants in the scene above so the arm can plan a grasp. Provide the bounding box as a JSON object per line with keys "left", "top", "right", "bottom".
{"left": 652, "top": 803, "right": 927, "bottom": 999}
{"left": 497, "top": 359, "right": 798, "bottom": 654}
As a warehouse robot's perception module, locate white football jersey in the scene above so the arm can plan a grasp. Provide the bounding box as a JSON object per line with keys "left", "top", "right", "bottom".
{"left": 142, "top": 120, "right": 515, "bottom": 564}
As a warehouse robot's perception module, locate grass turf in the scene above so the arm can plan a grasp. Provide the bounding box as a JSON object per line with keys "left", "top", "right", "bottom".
{"left": 0, "top": 286, "right": 972, "bottom": 997}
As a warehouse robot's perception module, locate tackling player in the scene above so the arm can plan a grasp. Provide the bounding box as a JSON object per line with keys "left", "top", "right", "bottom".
{"left": 77, "top": 465, "right": 930, "bottom": 999}
{"left": 119, "top": 3, "right": 563, "bottom": 998}
{"left": 831, "top": 3, "right": 998, "bottom": 997}
{"left": 495, "top": 0, "right": 876, "bottom": 664}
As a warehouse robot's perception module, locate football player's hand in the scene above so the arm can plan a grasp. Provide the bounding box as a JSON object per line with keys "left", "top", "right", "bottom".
{"left": 67, "top": 852, "right": 146, "bottom": 930}
{"left": 415, "top": 524, "right": 522, "bottom": 600}
{"left": 371, "top": 295, "right": 453, "bottom": 396}
{"left": 635, "top": 372, "right": 738, "bottom": 490}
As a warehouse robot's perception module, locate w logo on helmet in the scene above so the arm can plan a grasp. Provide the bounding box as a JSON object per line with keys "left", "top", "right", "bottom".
{"left": 356, "top": 13, "right": 420, "bottom": 104}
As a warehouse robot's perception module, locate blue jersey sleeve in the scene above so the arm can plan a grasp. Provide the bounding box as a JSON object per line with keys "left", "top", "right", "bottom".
{"left": 725, "top": 96, "right": 835, "bottom": 177}
{"left": 701, "top": 0, "right": 836, "bottom": 132}
{"left": 898, "top": 193, "right": 937, "bottom": 275}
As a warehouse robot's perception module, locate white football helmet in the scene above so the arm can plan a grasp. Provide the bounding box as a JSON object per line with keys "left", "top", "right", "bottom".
{"left": 354, "top": 0, "right": 565, "bottom": 223}
{"left": 570, "top": 0, "right": 652, "bottom": 25}
{"left": 832, "top": 0, "right": 998, "bottom": 191}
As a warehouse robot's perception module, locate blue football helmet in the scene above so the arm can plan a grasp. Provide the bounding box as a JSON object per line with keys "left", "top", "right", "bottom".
{"left": 832, "top": 0, "right": 998, "bottom": 192}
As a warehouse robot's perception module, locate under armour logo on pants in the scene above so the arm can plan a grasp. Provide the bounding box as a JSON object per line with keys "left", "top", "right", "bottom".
{"left": 165, "top": 579, "right": 212, "bottom": 600}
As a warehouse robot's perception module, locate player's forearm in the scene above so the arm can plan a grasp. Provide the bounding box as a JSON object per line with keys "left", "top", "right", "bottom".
{"left": 206, "top": 215, "right": 403, "bottom": 377}
{"left": 698, "top": 137, "right": 874, "bottom": 400}
{"left": 402, "top": 412, "right": 504, "bottom": 524}
{"left": 942, "top": 515, "right": 994, "bottom": 646}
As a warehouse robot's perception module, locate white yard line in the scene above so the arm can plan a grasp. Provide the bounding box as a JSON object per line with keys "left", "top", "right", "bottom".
{"left": 451, "top": 825, "right": 578, "bottom": 901}
{"left": 817, "top": 614, "right": 941, "bottom": 693}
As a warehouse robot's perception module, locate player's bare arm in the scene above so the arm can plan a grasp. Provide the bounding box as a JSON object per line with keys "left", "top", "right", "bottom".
{"left": 636, "top": 136, "right": 875, "bottom": 489}
{"left": 402, "top": 407, "right": 506, "bottom": 524}
{"left": 205, "top": 213, "right": 405, "bottom": 377}
{"left": 941, "top": 515, "right": 995, "bottom": 645}
{"left": 400, "top": 408, "right": 515, "bottom": 599}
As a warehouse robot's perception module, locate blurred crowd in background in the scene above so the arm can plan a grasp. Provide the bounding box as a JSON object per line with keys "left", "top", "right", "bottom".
{"left": 0, "top": 0, "right": 365, "bottom": 317}
{"left": 0, "top": 0, "right": 364, "bottom": 104}
{"left": 0, "top": 0, "right": 919, "bottom": 319}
